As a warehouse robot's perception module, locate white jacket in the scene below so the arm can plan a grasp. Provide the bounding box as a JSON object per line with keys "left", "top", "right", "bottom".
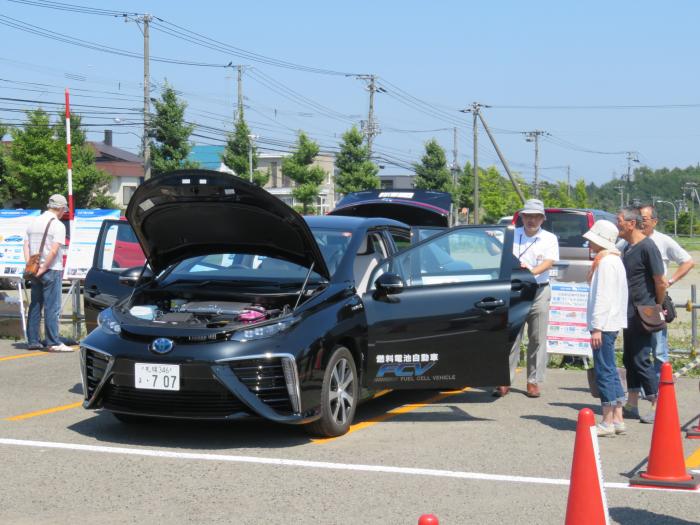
{"left": 587, "top": 254, "right": 628, "bottom": 332}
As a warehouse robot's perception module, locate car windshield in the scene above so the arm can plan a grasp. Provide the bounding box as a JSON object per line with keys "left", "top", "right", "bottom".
{"left": 544, "top": 213, "right": 589, "bottom": 248}
{"left": 162, "top": 228, "right": 352, "bottom": 284}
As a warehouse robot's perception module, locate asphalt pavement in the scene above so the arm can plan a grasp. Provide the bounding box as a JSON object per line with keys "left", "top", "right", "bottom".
{"left": 0, "top": 338, "right": 698, "bottom": 524}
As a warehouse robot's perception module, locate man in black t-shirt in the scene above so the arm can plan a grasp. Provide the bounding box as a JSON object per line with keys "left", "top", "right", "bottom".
{"left": 617, "top": 206, "right": 667, "bottom": 424}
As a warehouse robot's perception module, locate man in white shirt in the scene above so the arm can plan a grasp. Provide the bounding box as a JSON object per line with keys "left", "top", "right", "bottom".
{"left": 23, "top": 194, "right": 73, "bottom": 352}
{"left": 639, "top": 204, "right": 694, "bottom": 375}
{"left": 494, "top": 198, "right": 559, "bottom": 398}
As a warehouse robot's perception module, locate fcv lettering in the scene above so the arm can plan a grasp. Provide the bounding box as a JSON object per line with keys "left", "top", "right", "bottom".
{"left": 376, "top": 362, "right": 436, "bottom": 378}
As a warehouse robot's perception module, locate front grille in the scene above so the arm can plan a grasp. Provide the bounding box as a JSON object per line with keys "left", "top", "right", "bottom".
{"left": 100, "top": 360, "right": 249, "bottom": 419}
{"left": 102, "top": 384, "right": 248, "bottom": 419}
{"left": 230, "top": 358, "right": 293, "bottom": 414}
{"left": 85, "top": 349, "right": 109, "bottom": 398}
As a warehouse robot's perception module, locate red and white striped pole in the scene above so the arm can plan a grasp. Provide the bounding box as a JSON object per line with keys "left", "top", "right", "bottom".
{"left": 65, "top": 88, "right": 74, "bottom": 223}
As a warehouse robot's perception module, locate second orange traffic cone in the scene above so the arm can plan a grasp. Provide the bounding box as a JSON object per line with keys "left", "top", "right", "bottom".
{"left": 565, "top": 408, "right": 609, "bottom": 525}
{"left": 630, "top": 363, "right": 700, "bottom": 489}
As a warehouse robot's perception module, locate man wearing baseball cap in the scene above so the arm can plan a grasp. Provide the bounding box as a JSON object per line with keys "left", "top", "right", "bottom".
{"left": 23, "top": 193, "right": 73, "bottom": 352}
{"left": 494, "top": 198, "right": 559, "bottom": 398}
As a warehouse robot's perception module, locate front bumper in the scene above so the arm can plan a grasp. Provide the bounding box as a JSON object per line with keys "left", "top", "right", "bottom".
{"left": 80, "top": 343, "right": 318, "bottom": 425}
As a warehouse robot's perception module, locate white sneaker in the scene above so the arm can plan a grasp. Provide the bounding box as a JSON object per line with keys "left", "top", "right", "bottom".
{"left": 614, "top": 422, "right": 627, "bottom": 435}
{"left": 48, "top": 343, "right": 75, "bottom": 353}
{"left": 596, "top": 423, "right": 616, "bottom": 437}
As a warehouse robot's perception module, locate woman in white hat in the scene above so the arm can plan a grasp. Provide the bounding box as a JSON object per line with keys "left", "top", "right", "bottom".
{"left": 583, "top": 220, "right": 628, "bottom": 436}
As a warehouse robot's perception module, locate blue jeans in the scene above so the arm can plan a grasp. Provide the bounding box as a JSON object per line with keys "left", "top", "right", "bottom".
{"left": 593, "top": 331, "right": 626, "bottom": 406}
{"left": 651, "top": 327, "right": 669, "bottom": 376}
{"left": 27, "top": 270, "right": 62, "bottom": 347}
{"left": 623, "top": 316, "right": 658, "bottom": 400}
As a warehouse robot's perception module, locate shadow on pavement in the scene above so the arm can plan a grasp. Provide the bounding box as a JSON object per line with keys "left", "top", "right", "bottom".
{"left": 609, "top": 507, "right": 698, "bottom": 525}
{"left": 520, "top": 414, "right": 577, "bottom": 431}
{"left": 558, "top": 387, "right": 591, "bottom": 393}
{"left": 549, "top": 401, "right": 601, "bottom": 414}
{"left": 66, "top": 389, "right": 489, "bottom": 449}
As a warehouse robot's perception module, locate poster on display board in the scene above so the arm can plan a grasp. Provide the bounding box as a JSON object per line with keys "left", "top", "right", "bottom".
{"left": 0, "top": 209, "right": 41, "bottom": 278}
{"left": 546, "top": 282, "right": 593, "bottom": 358}
{"left": 64, "top": 209, "right": 121, "bottom": 279}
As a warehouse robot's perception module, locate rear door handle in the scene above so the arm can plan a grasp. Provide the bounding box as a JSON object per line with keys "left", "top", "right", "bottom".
{"left": 511, "top": 279, "right": 524, "bottom": 291}
{"left": 475, "top": 298, "right": 505, "bottom": 310}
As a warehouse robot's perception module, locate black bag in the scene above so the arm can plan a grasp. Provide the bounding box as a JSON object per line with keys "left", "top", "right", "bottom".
{"left": 662, "top": 293, "right": 676, "bottom": 323}
{"left": 635, "top": 303, "right": 666, "bottom": 333}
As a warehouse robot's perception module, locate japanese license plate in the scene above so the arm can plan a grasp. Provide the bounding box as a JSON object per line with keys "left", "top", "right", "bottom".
{"left": 134, "top": 363, "right": 180, "bottom": 391}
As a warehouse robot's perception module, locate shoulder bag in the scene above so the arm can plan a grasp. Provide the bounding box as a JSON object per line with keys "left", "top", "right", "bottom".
{"left": 635, "top": 303, "right": 666, "bottom": 333}
{"left": 23, "top": 218, "right": 55, "bottom": 280}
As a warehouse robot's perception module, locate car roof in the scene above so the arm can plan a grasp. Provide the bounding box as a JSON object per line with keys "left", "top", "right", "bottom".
{"left": 304, "top": 214, "right": 410, "bottom": 231}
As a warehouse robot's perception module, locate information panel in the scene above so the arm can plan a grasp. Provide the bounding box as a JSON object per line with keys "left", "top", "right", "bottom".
{"left": 546, "top": 282, "right": 592, "bottom": 358}
{"left": 64, "top": 209, "right": 121, "bottom": 279}
{"left": 0, "top": 209, "right": 41, "bottom": 279}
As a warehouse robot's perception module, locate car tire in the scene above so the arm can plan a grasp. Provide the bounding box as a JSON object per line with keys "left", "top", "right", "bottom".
{"left": 305, "top": 346, "right": 358, "bottom": 438}
{"left": 112, "top": 412, "right": 150, "bottom": 424}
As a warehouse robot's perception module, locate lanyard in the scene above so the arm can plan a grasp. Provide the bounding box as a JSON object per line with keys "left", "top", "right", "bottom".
{"left": 518, "top": 234, "right": 539, "bottom": 261}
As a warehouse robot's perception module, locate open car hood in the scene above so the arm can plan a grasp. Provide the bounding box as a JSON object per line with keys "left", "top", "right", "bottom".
{"left": 330, "top": 190, "right": 451, "bottom": 227}
{"left": 125, "top": 169, "right": 329, "bottom": 278}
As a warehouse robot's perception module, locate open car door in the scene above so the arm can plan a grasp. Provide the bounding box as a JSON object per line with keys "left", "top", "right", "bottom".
{"left": 361, "top": 225, "right": 536, "bottom": 390}
{"left": 83, "top": 220, "right": 146, "bottom": 331}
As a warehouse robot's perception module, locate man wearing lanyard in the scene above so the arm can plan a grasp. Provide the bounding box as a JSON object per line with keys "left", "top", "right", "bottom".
{"left": 494, "top": 198, "right": 559, "bottom": 398}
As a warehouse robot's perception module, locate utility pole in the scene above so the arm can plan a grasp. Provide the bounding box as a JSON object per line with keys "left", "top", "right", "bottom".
{"left": 615, "top": 184, "right": 625, "bottom": 208}
{"left": 685, "top": 182, "right": 698, "bottom": 237}
{"left": 124, "top": 13, "right": 153, "bottom": 180}
{"left": 354, "top": 75, "right": 383, "bottom": 157}
{"left": 461, "top": 105, "right": 526, "bottom": 207}
{"left": 566, "top": 165, "right": 571, "bottom": 197}
{"left": 460, "top": 103, "right": 484, "bottom": 223}
{"left": 625, "top": 151, "right": 639, "bottom": 205}
{"left": 524, "top": 131, "right": 547, "bottom": 198}
{"left": 143, "top": 14, "right": 151, "bottom": 180}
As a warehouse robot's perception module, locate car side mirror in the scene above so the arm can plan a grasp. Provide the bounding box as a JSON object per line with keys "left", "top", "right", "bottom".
{"left": 118, "top": 266, "right": 153, "bottom": 287}
{"left": 374, "top": 273, "right": 404, "bottom": 296}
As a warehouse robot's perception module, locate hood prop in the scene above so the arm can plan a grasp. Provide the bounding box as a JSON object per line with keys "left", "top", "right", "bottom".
{"left": 293, "top": 262, "right": 315, "bottom": 311}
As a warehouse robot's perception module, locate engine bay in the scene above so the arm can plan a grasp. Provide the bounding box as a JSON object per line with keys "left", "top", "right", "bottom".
{"left": 122, "top": 294, "right": 293, "bottom": 330}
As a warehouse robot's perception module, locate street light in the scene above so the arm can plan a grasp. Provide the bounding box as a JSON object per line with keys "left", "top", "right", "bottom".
{"left": 247, "top": 134, "right": 258, "bottom": 183}
{"left": 655, "top": 200, "right": 677, "bottom": 237}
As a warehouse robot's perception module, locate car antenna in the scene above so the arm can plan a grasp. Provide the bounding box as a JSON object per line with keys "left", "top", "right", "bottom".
{"left": 293, "top": 262, "right": 315, "bottom": 311}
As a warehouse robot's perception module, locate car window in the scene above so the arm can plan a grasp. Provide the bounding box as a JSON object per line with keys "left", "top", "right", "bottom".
{"left": 97, "top": 222, "right": 146, "bottom": 272}
{"left": 312, "top": 228, "right": 353, "bottom": 275}
{"left": 543, "top": 213, "right": 589, "bottom": 248}
{"left": 372, "top": 227, "right": 504, "bottom": 289}
{"left": 388, "top": 229, "right": 411, "bottom": 252}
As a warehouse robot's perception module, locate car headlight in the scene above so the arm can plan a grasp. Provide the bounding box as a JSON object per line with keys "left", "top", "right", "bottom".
{"left": 98, "top": 308, "right": 121, "bottom": 335}
{"left": 230, "top": 317, "right": 298, "bottom": 342}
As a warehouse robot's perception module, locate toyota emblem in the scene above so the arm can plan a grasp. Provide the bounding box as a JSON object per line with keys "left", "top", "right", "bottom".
{"left": 150, "top": 338, "right": 174, "bottom": 354}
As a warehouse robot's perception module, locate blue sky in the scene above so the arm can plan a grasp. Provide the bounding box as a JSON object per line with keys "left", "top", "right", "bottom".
{"left": 2, "top": 0, "right": 700, "bottom": 188}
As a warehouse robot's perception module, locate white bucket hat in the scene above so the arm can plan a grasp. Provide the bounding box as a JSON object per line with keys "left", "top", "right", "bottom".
{"left": 583, "top": 220, "right": 619, "bottom": 251}
{"left": 520, "top": 198, "right": 545, "bottom": 216}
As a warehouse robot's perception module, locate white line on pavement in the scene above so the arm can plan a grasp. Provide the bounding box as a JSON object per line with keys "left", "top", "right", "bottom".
{"left": 0, "top": 437, "right": 698, "bottom": 494}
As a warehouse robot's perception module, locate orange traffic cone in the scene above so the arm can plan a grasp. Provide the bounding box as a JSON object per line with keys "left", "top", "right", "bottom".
{"left": 630, "top": 363, "right": 700, "bottom": 489}
{"left": 565, "top": 408, "right": 609, "bottom": 525}
{"left": 417, "top": 515, "right": 439, "bottom": 525}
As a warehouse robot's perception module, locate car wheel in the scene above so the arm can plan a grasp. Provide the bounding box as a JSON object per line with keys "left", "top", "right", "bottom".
{"left": 306, "top": 346, "right": 358, "bottom": 438}
{"left": 112, "top": 412, "right": 150, "bottom": 424}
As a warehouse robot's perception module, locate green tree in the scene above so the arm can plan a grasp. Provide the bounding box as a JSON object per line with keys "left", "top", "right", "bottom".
{"left": 572, "top": 179, "right": 588, "bottom": 207}
{"left": 413, "top": 139, "right": 452, "bottom": 191}
{"left": 334, "top": 126, "right": 379, "bottom": 194}
{"left": 221, "top": 117, "right": 269, "bottom": 186}
{"left": 149, "top": 83, "right": 199, "bottom": 176}
{"left": 4, "top": 109, "right": 115, "bottom": 208}
{"left": 456, "top": 163, "right": 529, "bottom": 222}
{"left": 282, "top": 132, "right": 326, "bottom": 213}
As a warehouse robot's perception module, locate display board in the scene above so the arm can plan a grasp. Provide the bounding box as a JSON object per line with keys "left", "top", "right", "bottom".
{"left": 64, "top": 209, "right": 121, "bottom": 279}
{"left": 546, "top": 282, "right": 593, "bottom": 358}
{"left": 0, "top": 209, "right": 41, "bottom": 279}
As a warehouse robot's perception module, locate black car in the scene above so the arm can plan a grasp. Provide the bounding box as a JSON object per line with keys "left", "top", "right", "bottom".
{"left": 80, "top": 170, "right": 536, "bottom": 437}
